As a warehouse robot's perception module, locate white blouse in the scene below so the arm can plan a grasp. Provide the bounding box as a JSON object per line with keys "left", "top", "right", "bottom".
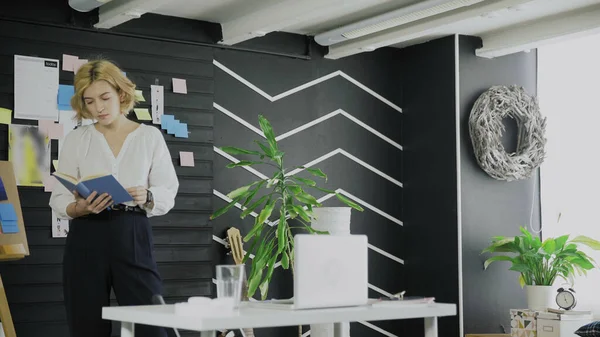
{"left": 49, "top": 123, "right": 179, "bottom": 220}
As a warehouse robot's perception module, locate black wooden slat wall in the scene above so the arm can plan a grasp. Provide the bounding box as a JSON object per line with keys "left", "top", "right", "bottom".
{"left": 0, "top": 19, "right": 214, "bottom": 337}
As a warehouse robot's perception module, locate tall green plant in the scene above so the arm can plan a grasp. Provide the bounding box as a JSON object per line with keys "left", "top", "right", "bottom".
{"left": 210, "top": 115, "right": 364, "bottom": 300}
{"left": 482, "top": 226, "right": 600, "bottom": 287}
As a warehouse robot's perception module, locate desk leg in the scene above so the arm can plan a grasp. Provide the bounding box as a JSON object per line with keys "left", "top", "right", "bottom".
{"left": 121, "top": 322, "right": 135, "bottom": 337}
{"left": 424, "top": 317, "right": 438, "bottom": 337}
{"left": 201, "top": 330, "right": 216, "bottom": 337}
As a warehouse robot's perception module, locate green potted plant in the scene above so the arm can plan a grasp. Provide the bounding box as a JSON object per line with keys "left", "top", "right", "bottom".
{"left": 482, "top": 226, "right": 600, "bottom": 310}
{"left": 210, "top": 115, "right": 364, "bottom": 300}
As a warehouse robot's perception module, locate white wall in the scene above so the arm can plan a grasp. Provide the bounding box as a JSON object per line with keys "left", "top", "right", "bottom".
{"left": 539, "top": 33, "right": 600, "bottom": 315}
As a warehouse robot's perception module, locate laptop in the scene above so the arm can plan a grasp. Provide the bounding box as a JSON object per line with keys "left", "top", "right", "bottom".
{"left": 250, "top": 234, "right": 369, "bottom": 310}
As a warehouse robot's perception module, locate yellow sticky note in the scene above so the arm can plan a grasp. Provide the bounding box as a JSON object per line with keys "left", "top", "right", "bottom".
{"left": 52, "top": 160, "right": 59, "bottom": 170}
{"left": 135, "top": 90, "right": 145, "bottom": 102}
{"left": 134, "top": 108, "right": 152, "bottom": 121}
{"left": 0, "top": 107, "right": 12, "bottom": 125}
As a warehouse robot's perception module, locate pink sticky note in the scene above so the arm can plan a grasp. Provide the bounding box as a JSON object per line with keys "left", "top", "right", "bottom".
{"left": 38, "top": 120, "right": 55, "bottom": 136}
{"left": 48, "top": 123, "right": 64, "bottom": 140}
{"left": 180, "top": 151, "right": 194, "bottom": 167}
{"left": 62, "top": 54, "right": 78, "bottom": 72}
{"left": 172, "top": 78, "right": 187, "bottom": 94}
{"left": 43, "top": 175, "right": 57, "bottom": 192}
{"left": 73, "top": 59, "right": 88, "bottom": 73}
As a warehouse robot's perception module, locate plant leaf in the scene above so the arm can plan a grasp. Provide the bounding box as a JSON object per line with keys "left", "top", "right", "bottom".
{"left": 254, "top": 140, "right": 273, "bottom": 158}
{"left": 292, "top": 176, "right": 316, "bottom": 186}
{"left": 247, "top": 269, "right": 263, "bottom": 298}
{"left": 542, "top": 239, "right": 556, "bottom": 254}
{"left": 257, "top": 199, "right": 276, "bottom": 225}
{"left": 258, "top": 115, "right": 278, "bottom": 153}
{"left": 243, "top": 219, "right": 265, "bottom": 242}
{"left": 509, "top": 264, "right": 531, "bottom": 273}
{"left": 281, "top": 251, "right": 289, "bottom": 269}
{"left": 277, "top": 208, "right": 287, "bottom": 254}
{"left": 242, "top": 180, "right": 266, "bottom": 208}
{"left": 292, "top": 205, "right": 311, "bottom": 222}
{"left": 241, "top": 195, "right": 269, "bottom": 219}
{"left": 306, "top": 168, "right": 327, "bottom": 181}
{"left": 483, "top": 255, "right": 514, "bottom": 270}
{"left": 226, "top": 183, "right": 255, "bottom": 199}
{"left": 287, "top": 185, "right": 303, "bottom": 195}
{"left": 555, "top": 235, "right": 569, "bottom": 250}
{"left": 335, "top": 193, "right": 364, "bottom": 211}
{"left": 294, "top": 192, "right": 320, "bottom": 206}
{"left": 226, "top": 160, "right": 262, "bottom": 168}
{"left": 571, "top": 236, "right": 600, "bottom": 250}
{"left": 220, "top": 146, "right": 261, "bottom": 156}
{"left": 210, "top": 196, "right": 243, "bottom": 220}
{"left": 571, "top": 258, "right": 595, "bottom": 270}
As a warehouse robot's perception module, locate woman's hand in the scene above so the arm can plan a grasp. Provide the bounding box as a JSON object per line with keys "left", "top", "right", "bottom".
{"left": 126, "top": 186, "right": 147, "bottom": 206}
{"left": 73, "top": 191, "right": 113, "bottom": 215}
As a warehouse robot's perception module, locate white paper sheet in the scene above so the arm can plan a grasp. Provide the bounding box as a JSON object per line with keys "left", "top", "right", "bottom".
{"left": 151, "top": 85, "right": 164, "bottom": 124}
{"left": 14, "top": 55, "right": 59, "bottom": 121}
{"left": 52, "top": 210, "right": 69, "bottom": 238}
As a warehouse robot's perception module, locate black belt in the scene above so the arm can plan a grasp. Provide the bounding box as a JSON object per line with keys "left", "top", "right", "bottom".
{"left": 110, "top": 204, "right": 146, "bottom": 214}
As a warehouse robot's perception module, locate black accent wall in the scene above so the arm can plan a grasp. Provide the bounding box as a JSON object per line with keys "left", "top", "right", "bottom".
{"left": 459, "top": 35, "right": 538, "bottom": 335}
{"left": 0, "top": 18, "right": 214, "bottom": 337}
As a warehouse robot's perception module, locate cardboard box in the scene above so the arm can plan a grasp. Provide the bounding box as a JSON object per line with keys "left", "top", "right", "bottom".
{"left": 511, "top": 309, "right": 537, "bottom": 337}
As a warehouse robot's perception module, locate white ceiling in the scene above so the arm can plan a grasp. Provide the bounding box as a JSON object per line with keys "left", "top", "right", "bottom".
{"left": 97, "top": 0, "right": 600, "bottom": 59}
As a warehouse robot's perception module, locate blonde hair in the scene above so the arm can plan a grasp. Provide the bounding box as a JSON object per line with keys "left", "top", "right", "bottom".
{"left": 70, "top": 59, "right": 137, "bottom": 121}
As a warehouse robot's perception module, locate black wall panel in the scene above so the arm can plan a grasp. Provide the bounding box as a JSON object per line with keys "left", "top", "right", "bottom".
{"left": 0, "top": 18, "right": 214, "bottom": 337}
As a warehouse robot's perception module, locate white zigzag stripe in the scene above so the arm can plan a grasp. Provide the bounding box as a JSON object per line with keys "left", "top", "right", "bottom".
{"left": 214, "top": 188, "right": 404, "bottom": 264}
{"left": 214, "top": 103, "right": 402, "bottom": 151}
{"left": 213, "top": 147, "right": 269, "bottom": 180}
{"left": 359, "top": 321, "right": 399, "bottom": 337}
{"left": 213, "top": 60, "right": 402, "bottom": 113}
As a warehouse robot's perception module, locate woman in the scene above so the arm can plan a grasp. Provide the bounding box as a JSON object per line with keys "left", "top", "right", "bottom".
{"left": 49, "top": 59, "right": 179, "bottom": 337}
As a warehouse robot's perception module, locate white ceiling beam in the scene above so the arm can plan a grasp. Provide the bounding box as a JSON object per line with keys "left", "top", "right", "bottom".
{"left": 220, "top": 0, "right": 374, "bottom": 45}
{"left": 95, "top": 0, "right": 174, "bottom": 29}
{"left": 476, "top": 4, "right": 600, "bottom": 58}
{"left": 325, "top": 0, "right": 536, "bottom": 59}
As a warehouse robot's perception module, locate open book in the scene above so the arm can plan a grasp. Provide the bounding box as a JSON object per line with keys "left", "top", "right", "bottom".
{"left": 52, "top": 172, "right": 133, "bottom": 205}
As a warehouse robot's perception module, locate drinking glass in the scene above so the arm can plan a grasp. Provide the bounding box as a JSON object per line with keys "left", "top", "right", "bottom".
{"left": 215, "top": 264, "right": 245, "bottom": 309}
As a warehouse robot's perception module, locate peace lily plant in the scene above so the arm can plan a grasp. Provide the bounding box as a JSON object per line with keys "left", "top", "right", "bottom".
{"left": 482, "top": 226, "right": 600, "bottom": 287}
{"left": 210, "top": 115, "right": 363, "bottom": 300}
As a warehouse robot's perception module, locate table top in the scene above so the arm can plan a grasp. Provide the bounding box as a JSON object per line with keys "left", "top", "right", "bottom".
{"left": 102, "top": 302, "right": 457, "bottom": 331}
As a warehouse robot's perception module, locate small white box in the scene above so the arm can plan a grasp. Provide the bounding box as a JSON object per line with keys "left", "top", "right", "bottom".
{"left": 537, "top": 312, "right": 593, "bottom": 337}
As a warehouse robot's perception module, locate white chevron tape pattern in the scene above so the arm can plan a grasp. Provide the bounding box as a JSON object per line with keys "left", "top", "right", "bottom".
{"left": 213, "top": 60, "right": 402, "bottom": 113}
{"left": 214, "top": 103, "right": 402, "bottom": 151}
{"left": 214, "top": 188, "right": 404, "bottom": 264}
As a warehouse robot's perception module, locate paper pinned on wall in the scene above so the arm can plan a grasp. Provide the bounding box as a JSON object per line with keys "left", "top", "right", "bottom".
{"left": 43, "top": 175, "right": 57, "bottom": 193}
{"left": 167, "top": 119, "right": 179, "bottom": 135}
{"left": 134, "top": 108, "right": 152, "bottom": 121}
{"left": 135, "top": 90, "right": 146, "bottom": 102}
{"left": 14, "top": 55, "right": 59, "bottom": 121}
{"left": 48, "top": 123, "right": 64, "bottom": 140}
{"left": 38, "top": 119, "right": 55, "bottom": 136}
{"left": 62, "top": 54, "right": 78, "bottom": 72}
{"left": 161, "top": 114, "right": 175, "bottom": 130}
{"left": 9, "top": 124, "right": 51, "bottom": 187}
{"left": 58, "top": 84, "right": 74, "bottom": 111}
{"left": 0, "top": 108, "right": 12, "bottom": 125}
{"left": 172, "top": 78, "right": 187, "bottom": 94}
{"left": 52, "top": 210, "right": 69, "bottom": 238}
{"left": 151, "top": 85, "right": 164, "bottom": 125}
{"left": 175, "top": 123, "right": 188, "bottom": 138}
{"left": 0, "top": 203, "right": 19, "bottom": 234}
{"left": 180, "top": 151, "right": 194, "bottom": 167}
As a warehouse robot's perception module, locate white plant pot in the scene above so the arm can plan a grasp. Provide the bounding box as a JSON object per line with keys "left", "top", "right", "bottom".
{"left": 526, "top": 285, "right": 555, "bottom": 311}
{"left": 310, "top": 207, "right": 352, "bottom": 337}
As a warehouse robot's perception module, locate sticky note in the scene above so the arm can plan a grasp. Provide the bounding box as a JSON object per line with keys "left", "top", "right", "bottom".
{"left": 48, "top": 123, "right": 64, "bottom": 140}
{"left": 58, "top": 84, "right": 75, "bottom": 106}
{"left": 0, "top": 203, "right": 18, "bottom": 221}
{"left": 0, "top": 177, "right": 7, "bottom": 201}
{"left": 73, "top": 59, "right": 88, "bottom": 73}
{"left": 38, "top": 120, "right": 55, "bottom": 135}
{"left": 161, "top": 114, "right": 175, "bottom": 130}
{"left": 62, "top": 54, "right": 78, "bottom": 72}
{"left": 180, "top": 151, "right": 194, "bottom": 167}
{"left": 0, "top": 107, "right": 12, "bottom": 125}
{"left": 167, "top": 119, "right": 179, "bottom": 135}
{"left": 43, "top": 175, "right": 57, "bottom": 192}
{"left": 53, "top": 160, "right": 59, "bottom": 170}
{"left": 1, "top": 221, "right": 18, "bottom": 234}
{"left": 172, "top": 78, "right": 187, "bottom": 94}
{"left": 175, "top": 123, "right": 188, "bottom": 138}
{"left": 134, "top": 108, "right": 152, "bottom": 121}
{"left": 135, "top": 90, "right": 145, "bottom": 102}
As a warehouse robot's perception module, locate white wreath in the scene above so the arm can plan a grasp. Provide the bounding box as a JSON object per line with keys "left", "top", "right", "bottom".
{"left": 468, "top": 85, "right": 547, "bottom": 182}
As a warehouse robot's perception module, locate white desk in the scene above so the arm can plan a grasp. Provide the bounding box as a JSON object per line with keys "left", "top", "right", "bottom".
{"left": 102, "top": 302, "right": 456, "bottom": 337}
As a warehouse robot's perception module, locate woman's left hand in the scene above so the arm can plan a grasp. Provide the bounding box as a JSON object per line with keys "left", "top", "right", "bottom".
{"left": 126, "top": 186, "right": 147, "bottom": 206}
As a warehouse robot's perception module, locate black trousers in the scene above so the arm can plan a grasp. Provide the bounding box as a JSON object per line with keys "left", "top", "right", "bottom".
{"left": 63, "top": 210, "right": 166, "bottom": 337}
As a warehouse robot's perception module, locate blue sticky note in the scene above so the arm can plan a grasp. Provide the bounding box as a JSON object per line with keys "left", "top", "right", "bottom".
{"left": 1, "top": 220, "right": 18, "bottom": 234}
{"left": 0, "top": 203, "right": 18, "bottom": 221}
{"left": 0, "top": 177, "right": 7, "bottom": 201}
{"left": 58, "top": 85, "right": 75, "bottom": 106}
{"left": 58, "top": 104, "right": 72, "bottom": 111}
{"left": 175, "top": 123, "right": 188, "bottom": 138}
{"left": 161, "top": 115, "right": 175, "bottom": 130}
{"left": 167, "top": 120, "right": 179, "bottom": 135}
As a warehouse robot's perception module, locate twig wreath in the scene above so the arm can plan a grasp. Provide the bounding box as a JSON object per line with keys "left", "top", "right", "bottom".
{"left": 468, "top": 85, "right": 547, "bottom": 182}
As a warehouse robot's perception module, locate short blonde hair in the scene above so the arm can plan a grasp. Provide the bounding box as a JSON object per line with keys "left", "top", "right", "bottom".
{"left": 71, "top": 59, "right": 138, "bottom": 121}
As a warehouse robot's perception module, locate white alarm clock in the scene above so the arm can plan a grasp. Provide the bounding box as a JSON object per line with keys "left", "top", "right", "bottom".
{"left": 556, "top": 287, "right": 577, "bottom": 310}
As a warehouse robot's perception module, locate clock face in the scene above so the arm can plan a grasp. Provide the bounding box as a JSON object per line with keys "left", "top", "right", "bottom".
{"left": 556, "top": 291, "right": 576, "bottom": 309}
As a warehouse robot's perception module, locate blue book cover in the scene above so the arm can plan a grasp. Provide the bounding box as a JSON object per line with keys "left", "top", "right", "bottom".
{"left": 52, "top": 172, "right": 133, "bottom": 204}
